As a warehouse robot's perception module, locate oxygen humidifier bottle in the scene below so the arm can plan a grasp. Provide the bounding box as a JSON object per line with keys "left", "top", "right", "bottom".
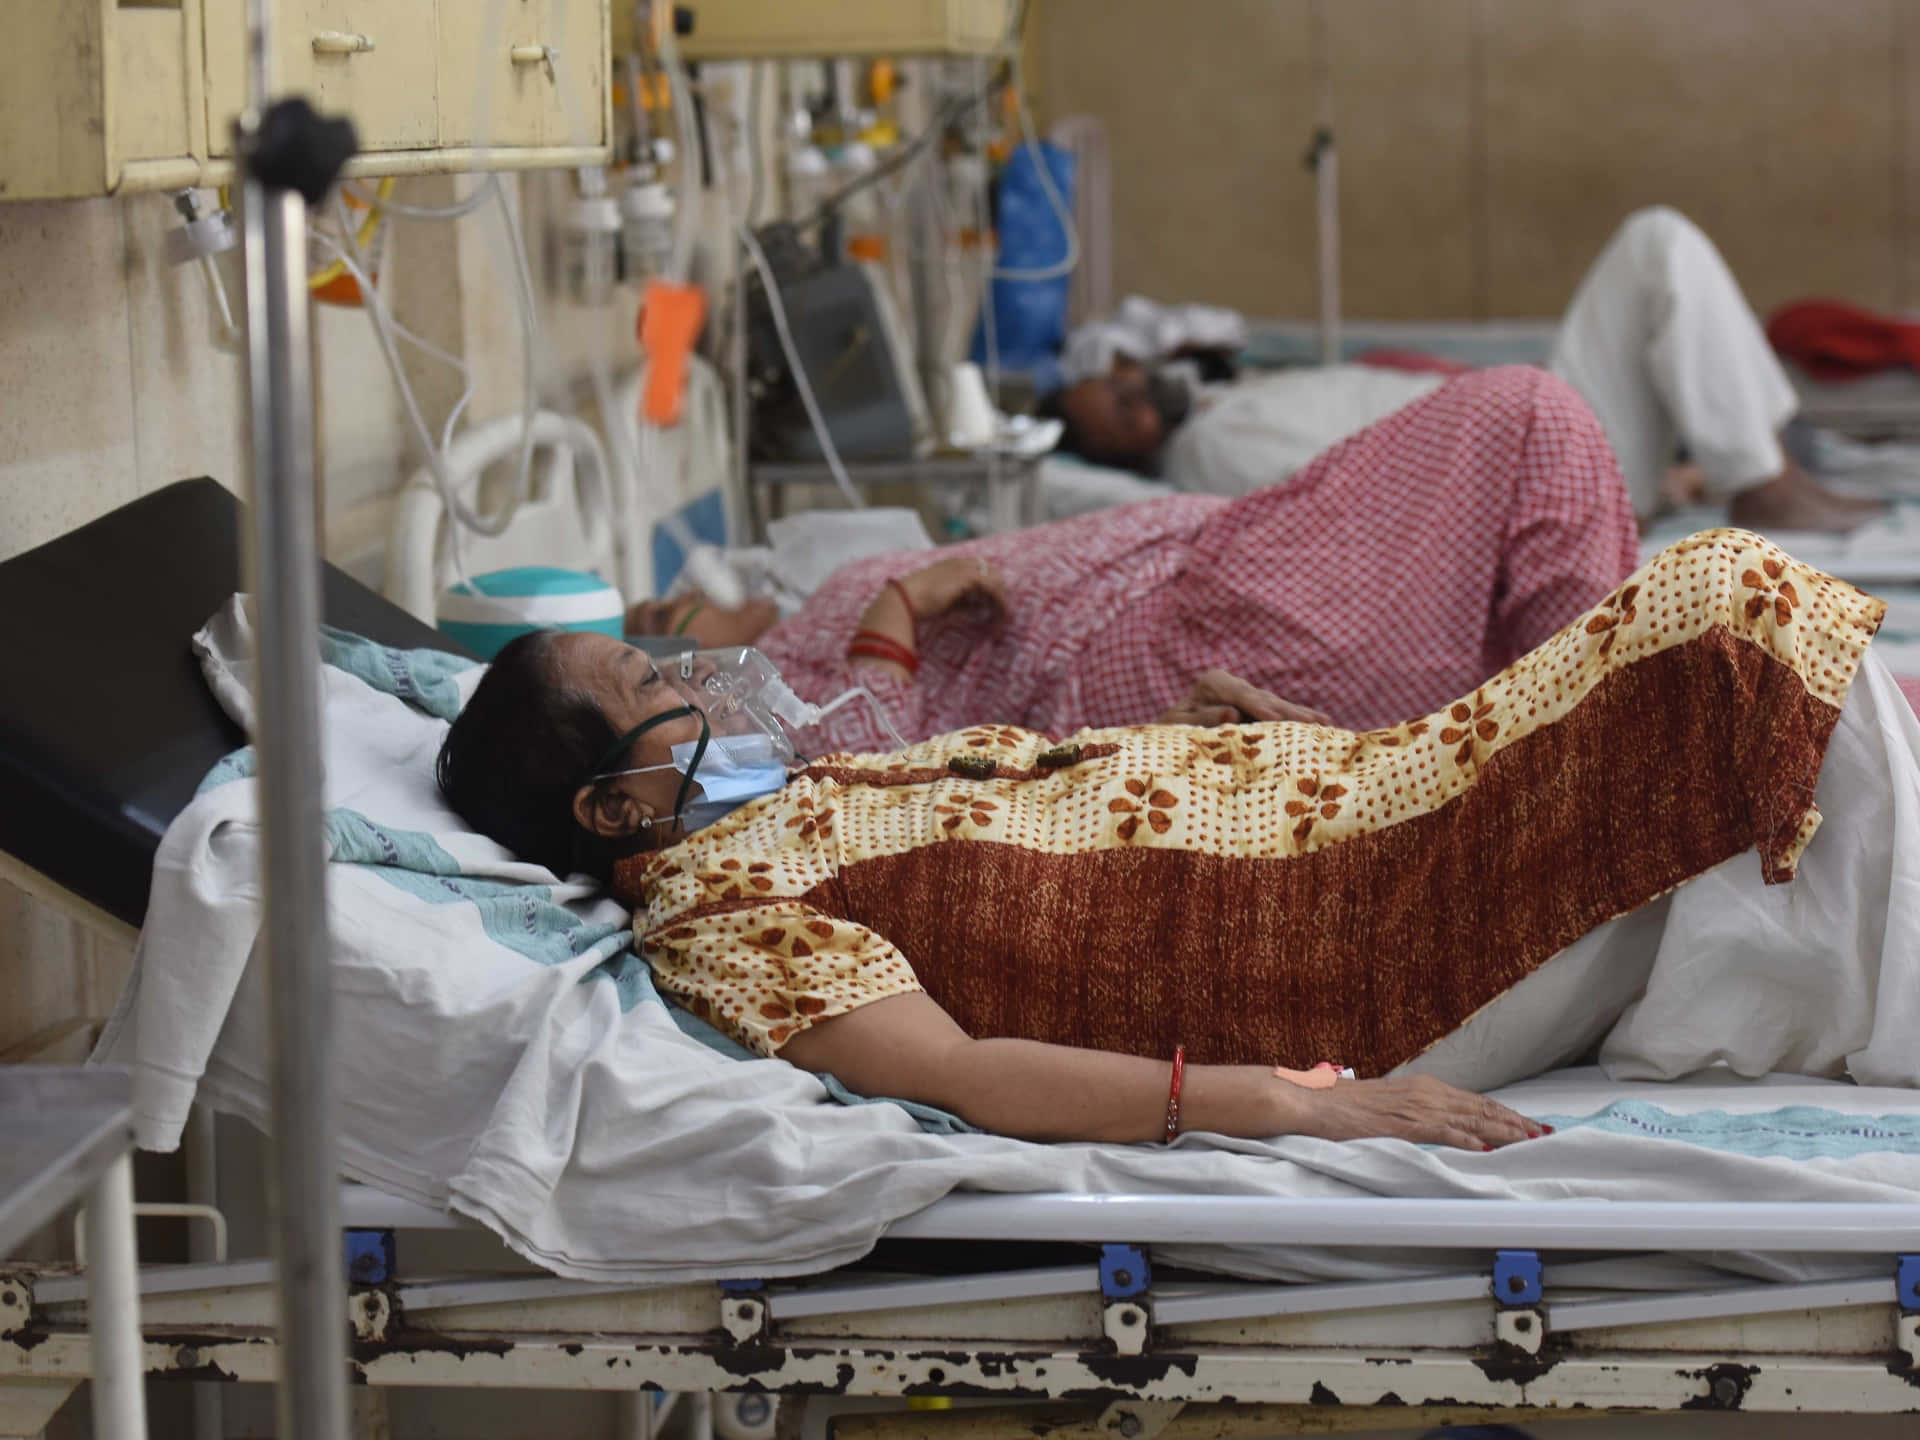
{"left": 620, "top": 169, "right": 674, "bottom": 283}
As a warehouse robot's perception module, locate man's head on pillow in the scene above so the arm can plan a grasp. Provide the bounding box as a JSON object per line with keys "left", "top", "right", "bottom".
{"left": 1042, "top": 362, "right": 1192, "bottom": 473}
{"left": 1040, "top": 355, "right": 1225, "bottom": 473}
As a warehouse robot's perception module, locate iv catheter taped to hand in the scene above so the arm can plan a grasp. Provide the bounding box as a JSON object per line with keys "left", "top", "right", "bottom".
{"left": 1274, "top": 1063, "right": 1356, "bottom": 1090}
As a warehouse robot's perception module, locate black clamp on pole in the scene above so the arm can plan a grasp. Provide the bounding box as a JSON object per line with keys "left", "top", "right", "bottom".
{"left": 1302, "top": 124, "right": 1334, "bottom": 174}
{"left": 237, "top": 96, "right": 359, "bottom": 202}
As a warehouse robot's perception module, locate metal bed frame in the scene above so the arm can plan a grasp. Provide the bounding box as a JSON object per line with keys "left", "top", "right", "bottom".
{"left": 5, "top": 1131, "right": 1920, "bottom": 1435}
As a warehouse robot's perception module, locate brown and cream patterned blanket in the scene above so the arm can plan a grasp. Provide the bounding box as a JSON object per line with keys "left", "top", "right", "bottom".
{"left": 622, "top": 529, "right": 1885, "bottom": 1077}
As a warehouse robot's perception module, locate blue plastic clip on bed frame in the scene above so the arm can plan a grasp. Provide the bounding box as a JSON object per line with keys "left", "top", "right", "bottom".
{"left": 1100, "top": 1244, "right": 1151, "bottom": 1300}
{"left": 344, "top": 1229, "right": 396, "bottom": 1287}
{"left": 719, "top": 1278, "right": 766, "bottom": 1295}
{"left": 1492, "top": 1250, "right": 1543, "bottom": 1307}
{"left": 1898, "top": 1255, "right": 1920, "bottom": 1312}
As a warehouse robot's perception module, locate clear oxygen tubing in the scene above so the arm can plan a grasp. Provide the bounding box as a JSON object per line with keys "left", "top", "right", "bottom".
{"left": 311, "top": 230, "right": 491, "bottom": 588}
{"left": 656, "top": 18, "right": 703, "bottom": 288}
{"left": 794, "top": 89, "right": 977, "bottom": 236}
{"left": 791, "top": 0, "right": 1023, "bottom": 238}
{"left": 344, "top": 175, "right": 496, "bottom": 219}
{"left": 990, "top": 47, "right": 1080, "bottom": 284}
{"left": 400, "top": 0, "right": 543, "bottom": 555}
{"left": 543, "top": 12, "right": 745, "bottom": 607}
{"left": 494, "top": 174, "right": 544, "bottom": 554}
{"left": 738, "top": 224, "right": 864, "bottom": 509}
{"left": 810, "top": 684, "right": 909, "bottom": 752}
{"left": 318, "top": 0, "right": 542, "bottom": 589}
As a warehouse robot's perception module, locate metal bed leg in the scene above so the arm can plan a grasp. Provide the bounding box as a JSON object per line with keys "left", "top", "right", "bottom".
{"left": 82, "top": 1153, "right": 146, "bottom": 1439}
{"left": 687, "top": 1388, "right": 716, "bottom": 1440}
{"left": 615, "top": 1390, "right": 658, "bottom": 1440}
{"left": 348, "top": 1388, "right": 393, "bottom": 1440}
{"left": 183, "top": 1105, "right": 223, "bottom": 1440}
{"left": 1899, "top": 1253, "right": 1920, "bottom": 1368}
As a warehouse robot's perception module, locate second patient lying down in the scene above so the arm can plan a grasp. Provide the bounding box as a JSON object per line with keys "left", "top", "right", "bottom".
{"left": 632, "top": 366, "right": 1644, "bottom": 752}
{"left": 443, "top": 528, "right": 1916, "bottom": 1151}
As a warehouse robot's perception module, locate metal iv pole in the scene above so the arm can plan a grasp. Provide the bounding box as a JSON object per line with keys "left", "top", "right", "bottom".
{"left": 235, "top": 0, "right": 358, "bottom": 1434}
{"left": 1307, "top": 0, "right": 1341, "bottom": 368}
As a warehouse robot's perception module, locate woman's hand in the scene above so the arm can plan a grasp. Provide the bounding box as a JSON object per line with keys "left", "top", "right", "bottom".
{"left": 899, "top": 554, "right": 1010, "bottom": 624}
{"left": 1283, "top": 1073, "right": 1546, "bottom": 1151}
{"left": 1158, "top": 669, "right": 1332, "bottom": 727}
{"left": 849, "top": 555, "right": 1011, "bottom": 683}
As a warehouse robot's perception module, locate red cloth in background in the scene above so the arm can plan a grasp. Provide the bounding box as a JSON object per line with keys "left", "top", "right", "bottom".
{"left": 1767, "top": 299, "right": 1920, "bottom": 382}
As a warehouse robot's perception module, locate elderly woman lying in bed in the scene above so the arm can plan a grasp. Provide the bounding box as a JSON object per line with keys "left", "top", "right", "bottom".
{"left": 629, "top": 366, "right": 1643, "bottom": 749}
{"left": 441, "top": 528, "right": 1905, "bottom": 1152}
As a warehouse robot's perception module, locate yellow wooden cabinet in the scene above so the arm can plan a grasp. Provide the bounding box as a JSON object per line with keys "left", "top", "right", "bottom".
{"left": 657, "top": 0, "right": 1013, "bottom": 59}
{"left": 0, "top": 0, "right": 610, "bottom": 202}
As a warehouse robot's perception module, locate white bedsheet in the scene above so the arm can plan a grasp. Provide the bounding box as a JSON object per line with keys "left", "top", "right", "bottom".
{"left": 1642, "top": 500, "right": 1920, "bottom": 584}
{"left": 95, "top": 605, "right": 1920, "bottom": 1287}
{"left": 1038, "top": 455, "right": 1171, "bottom": 519}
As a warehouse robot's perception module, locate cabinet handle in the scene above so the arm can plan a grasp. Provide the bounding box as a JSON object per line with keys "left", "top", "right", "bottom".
{"left": 510, "top": 43, "right": 557, "bottom": 66}
{"left": 312, "top": 30, "right": 375, "bottom": 55}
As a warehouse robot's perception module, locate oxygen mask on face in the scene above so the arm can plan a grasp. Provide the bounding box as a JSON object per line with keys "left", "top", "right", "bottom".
{"left": 650, "top": 645, "right": 907, "bottom": 756}
{"left": 584, "top": 646, "right": 906, "bottom": 837}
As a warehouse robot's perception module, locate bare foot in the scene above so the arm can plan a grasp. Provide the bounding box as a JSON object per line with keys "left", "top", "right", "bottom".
{"left": 1728, "top": 462, "right": 1885, "bottom": 534}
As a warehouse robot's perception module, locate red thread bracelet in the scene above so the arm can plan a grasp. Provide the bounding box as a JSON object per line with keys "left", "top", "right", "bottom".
{"left": 848, "top": 642, "right": 918, "bottom": 675}
{"left": 848, "top": 629, "right": 919, "bottom": 674}
{"left": 849, "top": 628, "right": 918, "bottom": 666}
{"left": 886, "top": 578, "right": 919, "bottom": 627}
{"left": 1163, "top": 1044, "right": 1187, "bottom": 1144}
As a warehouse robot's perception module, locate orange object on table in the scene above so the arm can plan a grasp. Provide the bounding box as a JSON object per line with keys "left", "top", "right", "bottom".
{"left": 637, "top": 278, "right": 707, "bottom": 427}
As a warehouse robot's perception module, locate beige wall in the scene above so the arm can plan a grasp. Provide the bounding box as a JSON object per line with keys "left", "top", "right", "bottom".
{"left": 1035, "top": 0, "right": 1920, "bottom": 320}
{"left": 0, "top": 195, "right": 390, "bottom": 1071}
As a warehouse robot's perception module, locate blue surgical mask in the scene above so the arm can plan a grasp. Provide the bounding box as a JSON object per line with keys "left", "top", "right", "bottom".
{"left": 669, "top": 734, "right": 790, "bottom": 810}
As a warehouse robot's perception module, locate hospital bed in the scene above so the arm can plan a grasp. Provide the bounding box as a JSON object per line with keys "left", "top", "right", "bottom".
{"left": 1245, "top": 317, "right": 1920, "bottom": 445}
{"left": 3, "top": 481, "right": 1920, "bottom": 1438}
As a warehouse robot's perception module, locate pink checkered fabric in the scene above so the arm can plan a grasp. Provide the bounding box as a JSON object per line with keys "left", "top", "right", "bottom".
{"left": 760, "top": 366, "right": 1642, "bottom": 753}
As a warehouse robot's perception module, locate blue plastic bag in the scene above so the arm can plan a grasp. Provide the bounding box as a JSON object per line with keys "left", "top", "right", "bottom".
{"left": 970, "top": 141, "right": 1076, "bottom": 390}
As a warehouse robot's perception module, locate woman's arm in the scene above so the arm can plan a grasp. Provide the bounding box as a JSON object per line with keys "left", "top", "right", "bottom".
{"left": 780, "top": 992, "right": 1542, "bottom": 1149}
{"left": 847, "top": 556, "right": 1010, "bottom": 684}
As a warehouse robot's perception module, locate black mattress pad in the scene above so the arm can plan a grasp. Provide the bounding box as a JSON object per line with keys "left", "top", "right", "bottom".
{"left": 0, "top": 478, "right": 467, "bottom": 929}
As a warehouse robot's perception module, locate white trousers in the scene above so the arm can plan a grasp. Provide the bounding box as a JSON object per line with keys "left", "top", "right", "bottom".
{"left": 1405, "top": 652, "right": 1920, "bottom": 1093}
{"left": 1549, "top": 206, "right": 1800, "bottom": 517}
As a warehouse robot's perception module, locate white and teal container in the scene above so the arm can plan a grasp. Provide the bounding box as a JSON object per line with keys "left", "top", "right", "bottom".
{"left": 437, "top": 567, "right": 625, "bottom": 659}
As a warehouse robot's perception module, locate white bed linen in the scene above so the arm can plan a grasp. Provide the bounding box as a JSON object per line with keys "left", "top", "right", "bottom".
{"left": 1038, "top": 455, "right": 1170, "bottom": 519}
{"left": 1642, "top": 501, "right": 1920, "bottom": 585}
{"left": 96, "top": 607, "right": 1920, "bottom": 1286}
